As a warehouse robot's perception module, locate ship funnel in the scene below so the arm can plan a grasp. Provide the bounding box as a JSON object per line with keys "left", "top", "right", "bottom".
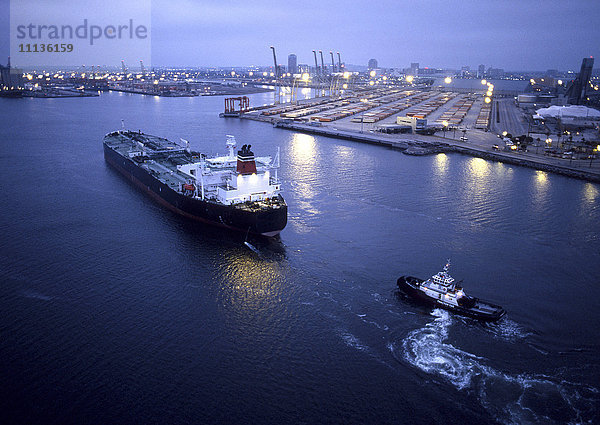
{"left": 237, "top": 144, "right": 257, "bottom": 175}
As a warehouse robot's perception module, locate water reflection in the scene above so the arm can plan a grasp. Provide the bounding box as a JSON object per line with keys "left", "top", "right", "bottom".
{"left": 531, "top": 171, "right": 550, "bottom": 212}
{"left": 433, "top": 153, "right": 448, "bottom": 178}
{"left": 468, "top": 157, "right": 489, "bottom": 180}
{"left": 582, "top": 183, "right": 598, "bottom": 204}
{"left": 289, "top": 133, "right": 316, "bottom": 166}
{"left": 216, "top": 249, "right": 291, "bottom": 335}
{"left": 287, "top": 133, "right": 320, "bottom": 232}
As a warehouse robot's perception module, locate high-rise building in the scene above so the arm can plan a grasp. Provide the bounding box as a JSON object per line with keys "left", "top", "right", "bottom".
{"left": 368, "top": 59, "right": 378, "bottom": 69}
{"left": 0, "top": 57, "right": 23, "bottom": 90}
{"left": 566, "top": 57, "right": 594, "bottom": 105}
{"left": 410, "top": 62, "right": 419, "bottom": 76}
{"left": 287, "top": 54, "right": 297, "bottom": 75}
{"left": 477, "top": 64, "right": 485, "bottom": 78}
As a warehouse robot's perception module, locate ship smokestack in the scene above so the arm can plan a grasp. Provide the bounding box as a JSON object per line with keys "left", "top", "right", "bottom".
{"left": 237, "top": 144, "right": 257, "bottom": 175}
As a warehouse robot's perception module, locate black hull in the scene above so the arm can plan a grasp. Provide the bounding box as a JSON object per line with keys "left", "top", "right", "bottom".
{"left": 103, "top": 142, "right": 287, "bottom": 237}
{"left": 397, "top": 276, "right": 506, "bottom": 322}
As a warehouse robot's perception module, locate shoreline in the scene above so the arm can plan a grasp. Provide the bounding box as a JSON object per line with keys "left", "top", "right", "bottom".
{"left": 244, "top": 117, "right": 600, "bottom": 183}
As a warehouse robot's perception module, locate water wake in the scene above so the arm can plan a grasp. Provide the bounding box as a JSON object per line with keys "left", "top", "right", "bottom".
{"left": 396, "top": 309, "right": 599, "bottom": 424}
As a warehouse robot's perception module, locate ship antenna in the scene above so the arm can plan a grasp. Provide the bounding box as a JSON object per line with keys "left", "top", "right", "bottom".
{"left": 226, "top": 135, "right": 236, "bottom": 158}
{"left": 121, "top": 119, "right": 125, "bottom": 130}
{"left": 444, "top": 259, "right": 450, "bottom": 272}
{"left": 270, "top": 146, "right": 280, "bottom": 183}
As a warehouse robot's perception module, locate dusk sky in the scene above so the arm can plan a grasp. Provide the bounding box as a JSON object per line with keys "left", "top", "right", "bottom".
{"left": 2, "top": 0, "right": 599, "bottom": 70}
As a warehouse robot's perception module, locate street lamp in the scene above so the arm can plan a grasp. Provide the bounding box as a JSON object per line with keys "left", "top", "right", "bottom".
{"left": 442, "top": 120, "right": 448, "bottom": 138}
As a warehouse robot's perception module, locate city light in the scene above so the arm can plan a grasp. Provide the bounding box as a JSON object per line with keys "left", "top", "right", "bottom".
{"left": 249, "top": 71, "right": 253, "bottom": 76}
{"left": 369, "top": 80, "right": 375, "bottom": 86}
{"left": 406, "top": 75, "right": 414, "bottom": 83}
{"left": 481, "top": 79, "right": 487, "bottom": 85}
{"left": 343, "top": 71, "right": 351, "bottom": 79}
{"left": 557, "top": 79, "right": 562, "bottom": 85}
{"left": 444, "top": 77, "right": 452, "bottom": 84}
{"left": 342, "top": 83, "right": 348, "bottom": 89}
{"left": 369, "top": 70, "right": 376, "bottom": 77}
{"left": 484, "top": 97, "right": 491, "bottom": 103}
{"left": 301, "top": 73, "right": 309, "bottom": 82}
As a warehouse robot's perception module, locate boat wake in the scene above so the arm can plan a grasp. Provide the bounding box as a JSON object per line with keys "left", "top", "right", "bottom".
{"left": 393, "top": 309, "right": 599, "bottom": 424}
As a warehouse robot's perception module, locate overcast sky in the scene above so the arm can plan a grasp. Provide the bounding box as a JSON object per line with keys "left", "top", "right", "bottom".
{"left": 2, "top": 0, "right": 599, "bottom": 70}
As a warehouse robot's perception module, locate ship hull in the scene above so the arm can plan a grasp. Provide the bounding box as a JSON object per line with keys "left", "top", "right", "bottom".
{"left": 397, "top": 275, "right": 506, "bottom": 322}
{"left": 103, "top": 142, "right": 287, "bottom": 236}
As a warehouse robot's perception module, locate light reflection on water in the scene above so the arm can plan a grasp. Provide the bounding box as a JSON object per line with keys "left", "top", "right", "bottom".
{"left": 531, "top": 170, "right": 550, "bottom": 213}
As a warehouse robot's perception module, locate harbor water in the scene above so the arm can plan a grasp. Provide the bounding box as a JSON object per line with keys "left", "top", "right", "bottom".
{"left": 1, "top": 91, "right": 599, "bottom": 424}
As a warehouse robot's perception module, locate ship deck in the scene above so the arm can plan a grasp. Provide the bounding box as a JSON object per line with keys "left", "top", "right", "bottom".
{"left": 104, "top": 131, "right": 285, "bottom": 211}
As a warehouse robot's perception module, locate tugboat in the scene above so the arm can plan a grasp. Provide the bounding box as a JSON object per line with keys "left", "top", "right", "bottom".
{"left": 397, "top": 261, "right": 506, "bottom": 321}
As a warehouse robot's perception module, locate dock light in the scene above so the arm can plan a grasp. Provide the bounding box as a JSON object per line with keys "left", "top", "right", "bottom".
{"left": 486, "top": 90, "right": 493, "bottom": 97}
{"left": 249, "top": 71, "right": 253, "bottom": 76}
{"left": 286, "top": 73, "right": 291, "bottom": 77}
{"left": 481, "top": 79, "right": 487, "bottom": 85}
{"left": 342, "top": 83, "right": 348, "bottom": 89}
{"left": 406, "top": 75, "right": 414, "bottom": 83}
{"left": 343, "top": 71, "right": 351, "bottom": 79}
{"left": 270, "top": 72, "right": 274, "bottom": 77}
{"left": 502, "top": 131, "right": 508, "bottom": 137}
{"left": 369, "top": 70, "right": 376, "bottom": 77}
{"left": 301, "top": 73, "right": 309, "bottom": 82}
{"left": 442, "top": 120, "right": 448, "bottom": 127}
{"left": 484, "top": 97, "right": 491, "bottom": 103}
{"left": 530, "top": 78, "right": 535, "bottom": 84}
{"left": 557, "top": 79, "right": 562, "bottom": 85}
{"left": 369, "top": 80, "right": 375, "bottom": 86}
{"left": 231, "top": 71, "right": 235, "bottom": 76}
{"left": 444, "top": 77, "right": 452, "bottom": 84}
{"left": 383, "top": 76, "right": 387, "bottom": 80}
{"left": 263, "top": 72, "right": 268, "bottom": 76}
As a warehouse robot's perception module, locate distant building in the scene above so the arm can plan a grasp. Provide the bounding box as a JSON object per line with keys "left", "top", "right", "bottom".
{"left": 410, "top": 62, "right": 419, "bottom": 76}
{"left": 287, "top": 54, "right": 297, "bottom": 75}
{"left": 487, "top": 68, "right": 504, "bottom": 78}
{"left": 0, "top": 57, "right": 24, "bottom": 91}
{"left": 297, "top": 63, "right": 310, "bottom": 74}
{"left": 461, "top": 66, "right": 470, "bottom": 77}
{"left": 566, "top": 57, "right": 594, "bottom": 105}
{"left": 477, "top": 64, "right": 485, "bottom": 78}
{"left": 368, "top": 58, "right": 378, "bottom": 69}
{"left": 397, "top": 116, "right": 427, "bottom": 132}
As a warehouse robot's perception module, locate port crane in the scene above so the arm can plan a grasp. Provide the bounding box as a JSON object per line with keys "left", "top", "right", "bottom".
{"left": 330, "top": 51, "right": 335, "bottom": 73}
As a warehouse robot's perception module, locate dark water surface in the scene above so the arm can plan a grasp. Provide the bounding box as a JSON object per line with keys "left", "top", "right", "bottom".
{"left": 1, "top": 92, "right": 599, "bottom": 424}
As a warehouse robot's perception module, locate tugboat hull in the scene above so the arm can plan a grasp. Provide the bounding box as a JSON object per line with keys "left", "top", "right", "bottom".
{"left": 397, "top": 275, "right": 506, "bottom": 322}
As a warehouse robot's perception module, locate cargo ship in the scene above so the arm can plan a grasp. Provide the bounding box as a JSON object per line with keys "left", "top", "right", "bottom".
{"left": 103, "top": 130, "right": 287, "bottom": 236}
